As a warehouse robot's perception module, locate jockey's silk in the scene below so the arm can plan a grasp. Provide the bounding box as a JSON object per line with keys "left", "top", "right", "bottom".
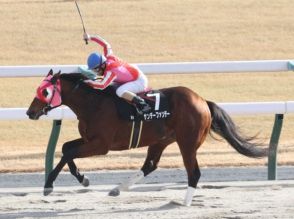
{"left": 87, "top": 35, "right": 141, "bottom": 90}
{"left": 36, "top": 75, "right": 62, "bottom": 108}
{"left": 106, "top": 55, "right": 139, "bottom": 83}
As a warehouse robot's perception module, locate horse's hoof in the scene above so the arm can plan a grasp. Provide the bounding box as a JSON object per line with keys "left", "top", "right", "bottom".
{"left": 108, "top": 188, "right": 120, "bottom": 196}
{"left": 81, "top": 176, "right": 89, "bottom": 187}
{"left": 43, "top": 187, "right": 53, "bottom": 196}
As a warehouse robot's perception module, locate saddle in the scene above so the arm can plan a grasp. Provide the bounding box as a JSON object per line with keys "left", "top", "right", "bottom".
{"left": 104, "top": 86, "right": 171, "bottom": 121}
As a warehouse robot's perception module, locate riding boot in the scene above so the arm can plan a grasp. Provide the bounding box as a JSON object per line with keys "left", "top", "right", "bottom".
{"left": 132, "top": 95, "right": 151, "bottom": 114}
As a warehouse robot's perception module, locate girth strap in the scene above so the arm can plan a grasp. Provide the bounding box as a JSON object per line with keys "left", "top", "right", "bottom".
{"left": 128, "top": 120, "right": 143, "bottom": 149}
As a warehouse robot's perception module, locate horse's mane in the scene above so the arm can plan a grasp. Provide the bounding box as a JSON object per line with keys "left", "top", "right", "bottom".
{"left": 59, "top": 73, "right": 116, "bottom": 96}
{"left": 59, "top": 73, "right": 88, "bottom": 83}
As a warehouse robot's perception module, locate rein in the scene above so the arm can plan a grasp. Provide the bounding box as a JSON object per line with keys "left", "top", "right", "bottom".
{"left": 41, "top": 75, "right": 87, "bottom": 115}
{"left": 38, "top": 79, "right": 62, "bottom": 115}
{"left": 72, "top": 78, "right": 84, "bottom": 92}
{"left": 38, "top": 73, "right": 98, "bottom": 115}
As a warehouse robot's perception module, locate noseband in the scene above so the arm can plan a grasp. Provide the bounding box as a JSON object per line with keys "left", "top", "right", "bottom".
{"left": 36, "top": 77, "right": 62, "bottom": 115}
{"left": 43, "top": 81, "right": 61, "bottom": 115}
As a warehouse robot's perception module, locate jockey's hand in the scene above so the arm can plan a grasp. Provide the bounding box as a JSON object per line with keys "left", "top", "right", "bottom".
{"left": 84, "top": 79, "right": 95, "bottom": 88}
{"left": 84, "top": 79, "right": 93, "bottom": 84}
{"left": 84, "top": 79, "right": 104, "bottom": 90}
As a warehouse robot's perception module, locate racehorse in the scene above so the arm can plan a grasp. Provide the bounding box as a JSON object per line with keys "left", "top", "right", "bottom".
{"left": 26, "top": 70, "right": 267, "bottom": 206}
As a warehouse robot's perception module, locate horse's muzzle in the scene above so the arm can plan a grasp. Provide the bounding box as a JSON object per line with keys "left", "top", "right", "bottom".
{"left": 26, "top": 109, "right": 43, "bottom": 120}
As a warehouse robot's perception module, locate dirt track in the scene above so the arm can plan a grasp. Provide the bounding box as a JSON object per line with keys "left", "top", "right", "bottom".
{"left": 0, "top": 180, "right": 293, "bottom": 219}
{"left": 1, "top": 0, "right": 294, "bottom": 173}
{"left": 0, "top": 168, "right": 294, "bottom": 218}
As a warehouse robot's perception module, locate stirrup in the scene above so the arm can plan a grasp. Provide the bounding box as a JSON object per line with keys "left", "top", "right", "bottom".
{"left": 136, "top": 103, "right": 151, "bottom": 115}
{"left": 132, "top": 95, "right": 151, "bottom": 114}
{"left": 141, "top": 104, "right": 151, "bottom": 113}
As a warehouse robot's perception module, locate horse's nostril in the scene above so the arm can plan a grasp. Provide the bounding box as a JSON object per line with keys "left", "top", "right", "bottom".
{"left": 26, "top": 110, "right": 35, "bottom": 119}
{"left": 26, "top": 110, "right": 32, "bottom": 116}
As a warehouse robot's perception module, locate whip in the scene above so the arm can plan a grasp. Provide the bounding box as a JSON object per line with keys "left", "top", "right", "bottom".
{"left": 75, "top": 0, "right": 88, "bottom": 44}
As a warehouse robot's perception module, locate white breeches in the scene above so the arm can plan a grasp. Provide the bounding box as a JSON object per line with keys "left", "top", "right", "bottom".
{"left": 116, "top": 71, "right": 148, "bottom": 97}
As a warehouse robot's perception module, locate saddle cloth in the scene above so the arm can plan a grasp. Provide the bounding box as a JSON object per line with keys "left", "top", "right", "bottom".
{"left": 113, "top": 89, "right": 171, "bottom": 121}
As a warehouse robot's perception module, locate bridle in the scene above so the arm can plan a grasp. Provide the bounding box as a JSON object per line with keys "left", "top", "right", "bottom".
{"left": 36, "top": 77, "right": 62, "bottom": 115}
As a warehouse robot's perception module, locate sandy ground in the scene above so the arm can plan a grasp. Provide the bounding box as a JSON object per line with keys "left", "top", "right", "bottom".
{"left": 1, "top": 0, "right": 294, "bottom": 173}
{"left": 0, "top": 181, "right": 293, "bottom": 219}
{"left": 0, "top": 168, "right": 294, "bottom": 219}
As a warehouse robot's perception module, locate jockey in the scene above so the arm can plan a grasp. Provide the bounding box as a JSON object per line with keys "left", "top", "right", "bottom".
{"left": 81, "top": 33, "right": 151, "bottom": 114}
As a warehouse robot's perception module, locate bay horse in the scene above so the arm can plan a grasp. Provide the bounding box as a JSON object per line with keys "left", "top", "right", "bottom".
{"left": 26, "top": 70, "right": 267, "bottom": 206}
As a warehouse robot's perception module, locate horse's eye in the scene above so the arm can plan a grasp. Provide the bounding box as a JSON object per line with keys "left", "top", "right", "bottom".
{"left": 42, "top": 89, "right": 49, "bottom": 97}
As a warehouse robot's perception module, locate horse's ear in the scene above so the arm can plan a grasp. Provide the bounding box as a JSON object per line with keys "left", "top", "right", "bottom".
{"left": 55, "top": 70, "right": 61, "bottom": 78}
{"left": 51, "top": 70, "right": 61, "bottom": 84}
{"left": 47, "top": 69, "right": 53, "bottom": 76}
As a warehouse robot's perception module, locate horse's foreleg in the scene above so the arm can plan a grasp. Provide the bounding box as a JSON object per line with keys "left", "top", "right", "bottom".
{"left": 44, "top": 157, "right": 67, "bottom": 195}
{"left": 45, "top": 158, "right": 88, "bottom": 196}
{"left": 44, "top": 138, "right": 108, "bottom": 196}
{"left": 109, "top": 142, "right": 169, "bottom": 196}
{"left": 108, "top": 171, "right": 144, "bottom": 196}
{"left": 67, "top": 161, "right": 89, "bottom": 187}
{"left": 62, "top": 139, "right": 89, "bottom": 187}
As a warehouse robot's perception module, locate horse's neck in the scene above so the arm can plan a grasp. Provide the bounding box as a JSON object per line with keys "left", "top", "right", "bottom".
{"left": 60, "top": 80, "right": 105, "bottom": 119}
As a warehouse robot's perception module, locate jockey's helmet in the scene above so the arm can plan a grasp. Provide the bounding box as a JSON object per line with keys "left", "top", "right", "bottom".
{"left": 87, "top": 52, "right": 106, "bottom": 70}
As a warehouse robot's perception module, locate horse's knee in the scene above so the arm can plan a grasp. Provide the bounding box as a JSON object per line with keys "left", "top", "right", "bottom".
{"left": 62, "top": 150, "right": 78, "bottom": 163}
{"left": 62, "top": 139, "right": 84, "bottom": 155}
{"left": 62, "top": 142, "right": 72, "bottom": 154}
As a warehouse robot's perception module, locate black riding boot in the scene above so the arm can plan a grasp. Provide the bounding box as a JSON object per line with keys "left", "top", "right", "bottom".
{"left": 132, "top": 96, "right": 151, "bottom": 114}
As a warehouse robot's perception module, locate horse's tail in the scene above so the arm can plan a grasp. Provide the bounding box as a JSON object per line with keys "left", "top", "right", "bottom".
{"left": 206, "top": 100, "right": 267, "bottom": 158}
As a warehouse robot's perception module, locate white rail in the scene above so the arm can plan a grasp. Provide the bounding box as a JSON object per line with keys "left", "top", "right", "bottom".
{"left": 1, "top": 101, "right": 294, "bottom": 121}
{"left": 0, "top": 60, "right": 293, "bottom": 119}
{"left": 0, "top": 60, "right": 293, "bottom": 77}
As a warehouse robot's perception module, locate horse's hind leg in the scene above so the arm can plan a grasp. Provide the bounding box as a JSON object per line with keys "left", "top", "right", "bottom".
{"left": 181, "top": 149, "right": 201, "bottom": 206}
{"left": 176, "top": 130, "right": 208, "bottom": 206}
{"left": 62, "top": 139, "right": 89, "bottom": 187}
{"left": 109, "top": 141, "right": 171, "bottom": 196}
{"left": 176, "top": 123, "right": 209, "bottom": 206}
